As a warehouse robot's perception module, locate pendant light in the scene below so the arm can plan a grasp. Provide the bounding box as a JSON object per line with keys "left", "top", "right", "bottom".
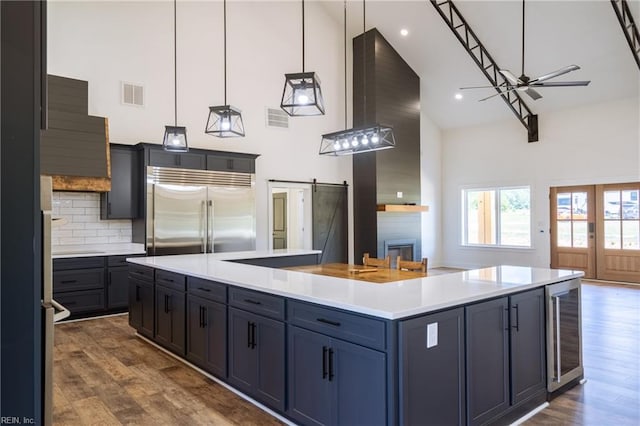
{"left": 280, "top": 0, "right": 325, "bottom": 116}
{"left": 319, "top": 0, "right": 395, "bottom": 155}
{"left": 163, "top": 0, "right": 188, "bottom": 152}
{"left": 205, "top": 0, "right": 245, "bottom": 137}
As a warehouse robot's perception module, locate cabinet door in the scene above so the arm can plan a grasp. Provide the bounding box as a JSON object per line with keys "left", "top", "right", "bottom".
{"left": 399, "top": 307, "right": 465, "bottom": 426}
{"left": 255, "top": 313, "right": 286, "bottom": 411}
{"left": 510, "top": 288, "right": 546, "bottom": 405}
{"left": 149, "top": 150, "right": 178, "bottom": 168}
{"left": 155, "top": 285, "right": 185, "bottom": 355}
{"left": 206, "top": 155, "right": 254, "bottom": 173}
{"left": 287, "top": 326, "right": 332, "bottom": 426}
{"left": 187, "top": 295, "right": 227, "bottom": 378}
{"left": 101, "top": 145, "right": 138, "bottom": 219}
{"left": 332, "top": 338, "right": 387, "bottom": 426}
{"left": 107, "top": 266, "right": 129, "bottom": 309}
{"left": 177, "top": 152, "right": 206, "bottom": 170}
{"left": 129, "top": 278, "right": 153, "bottom": 337}
{"left": 228, "top": 307, "right": 258, "bottom": 394}
{"left": 466, "top": 297, "right": 509, "bottom": 426}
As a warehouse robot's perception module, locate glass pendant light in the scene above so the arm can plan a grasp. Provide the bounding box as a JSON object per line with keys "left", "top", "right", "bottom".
{"left": 280, "top": 0, "right": 325, "bottom": 116}
{"left": 163, "top": 0, "right": 188, "bottom": 152}
{"left": 319, "top": 0, "right": 395, "bottom": 156}
{"left": 205, "top": 0, "right": 245, "bottom": 137}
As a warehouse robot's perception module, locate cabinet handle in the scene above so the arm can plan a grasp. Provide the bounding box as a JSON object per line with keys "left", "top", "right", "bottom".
{"left": 107, "top": 202, "right": 112, "bottom": 215}
{"left": 197, "top": 287, "right": 211, "bottom": 292}
{"left": 328, "top": 348, "right": 334, "bottom": 381}
{"left": 243, "top": 298, "right": 262, "bottom": 305}
{"left": 251, "top": 322, "right": 257, "bottom": 349}
{"left": 227, "top": 159, "right": 234, "bottom": 170}
{"left": 512, "top": 304, "right": 520, "bottom": 332}
{"left": 322, "top": 346, "right": 328, "bottom": 379}
{"left": 61, "top": 280, "right": 77, "bottom": 284}
{"left": 316, "top": 318, "right": 341, "bottom": 327}
{"left": 201, "top": 306, "right": 207, "bottom": 327}
{"left": 198, "top": 306, "right": 203, "bottom": 328}
{"left": 247, "top": 321, "right": 252, "bottom": 348}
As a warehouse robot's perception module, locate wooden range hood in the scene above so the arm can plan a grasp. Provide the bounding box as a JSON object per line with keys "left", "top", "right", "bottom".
{"left": 376, "top": 204, "right": 429, "bottom": 212}
{"left": 40, "top": 75, "right": 111, "bottom": 192}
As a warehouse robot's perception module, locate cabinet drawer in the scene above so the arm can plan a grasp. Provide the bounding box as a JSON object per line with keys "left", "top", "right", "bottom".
{"left": 54, "top": 289, "right": 105, "bottom": 314}
{"left": 206, "top": 155, "right": 254, "bottom": 173}
{"left": 228, "top": 287, "right": 285, "bottom": 321}
{"left": 128, "top": 264, "right": 154, "bottom": 282}
{"left": 156, "top": 269, "right": 186, "bottom": 291}
{"left": 53, "top": 256, "right": 104, "bottom": 271}
{"left": 108, "top": 254, "right": 143, "bottom": 267}
{"left": 288, "top": 300, "right": 386, "bottom": 351}
{"left": 54, "top": 268, "right": 104, "bottom": 292}
{"left": 187, "top": 277, "right": 226, "bottom": 303}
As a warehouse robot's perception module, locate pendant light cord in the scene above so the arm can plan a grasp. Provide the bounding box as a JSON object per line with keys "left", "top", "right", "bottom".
{"left": 302, "top": 0, "right": 305, "bottom": 72}
{"left": 343, "top": 0, "right": 347, "bottom": 129}
{"left": 224, "top": 0, "right": 227, "bottom": 104}
{"left": 173, "top": 0, "right": 177, "bottom": 126}
{"left": 362, "top": 0, "right": 367, "bottom": 124}
{"left": 521, "top": 0, "right": 525, "bottom": 75}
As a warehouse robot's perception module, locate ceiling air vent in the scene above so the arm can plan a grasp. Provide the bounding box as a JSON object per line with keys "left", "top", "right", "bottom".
{"left": 121, "top": 82, "right": 144, "bottom": 106}
{"left": 266, "top": 107, "right": 289, "bottom": 129}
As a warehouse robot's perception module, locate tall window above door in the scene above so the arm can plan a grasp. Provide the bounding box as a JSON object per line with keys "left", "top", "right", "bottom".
{"left": 462, "top": 186, "right": 531, "bottom": 248}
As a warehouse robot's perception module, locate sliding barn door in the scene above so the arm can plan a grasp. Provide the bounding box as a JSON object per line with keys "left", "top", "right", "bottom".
{"left": 312, "top": 185, "right": 348, "bottom": 264}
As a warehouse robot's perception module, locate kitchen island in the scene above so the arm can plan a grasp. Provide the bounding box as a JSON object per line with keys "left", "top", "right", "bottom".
{"left": 128, "top": 250, "right": 583, "bottom": 425}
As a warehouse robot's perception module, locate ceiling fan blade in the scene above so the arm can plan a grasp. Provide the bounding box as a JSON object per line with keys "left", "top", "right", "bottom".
{"left": 531, "top": 80, "right": 591, "bottom": 87}
{"left": 498, "top": 70, "right": 520, "bottom": 85}
{"left": 460, "top": 84, "right": 506, "bottom": 90}
{"left": 524, "top": 87, "right": 542, "bottom": 100}
{"left": 530, "top": 65, "right": 580, "bottom": 83}
{"left": 478, "top": 88, "right": 517, "bottom": 102}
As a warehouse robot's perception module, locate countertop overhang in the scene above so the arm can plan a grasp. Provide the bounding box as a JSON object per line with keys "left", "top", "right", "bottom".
{"left": 127, "top": 250, "right": 583, "bottom": 320}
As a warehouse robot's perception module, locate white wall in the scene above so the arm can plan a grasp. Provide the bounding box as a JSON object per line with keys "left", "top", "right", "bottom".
{"left": 441, "top": 96, "right": 640, "bottom": 269}
{"left": 48, "top": 1, "right": 352, "bottom": 254}
{"left": 420, "top": 83, "right": 443, "bottom": 267}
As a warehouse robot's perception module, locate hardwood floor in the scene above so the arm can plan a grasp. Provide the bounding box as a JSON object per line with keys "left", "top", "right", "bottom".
{"left": 525, "top": 281, "right": 640, "bottom": 425}
{"left": 53, "top": 281, "right": 639, "bottom": 425}
{"left": 53, "top": 315, "right": 283, "bottom": 425}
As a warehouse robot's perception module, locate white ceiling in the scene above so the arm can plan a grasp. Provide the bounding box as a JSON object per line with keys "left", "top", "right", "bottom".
{"left": 322, "top": 0, "right": 640, "bottom": 129}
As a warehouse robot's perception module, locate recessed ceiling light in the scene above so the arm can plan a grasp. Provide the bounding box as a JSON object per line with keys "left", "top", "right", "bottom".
{"left": 455, "top": 93, "right": 463, "bottom": 100}
{"left": 400, "top": 29, "right": 409, "bottom": 37}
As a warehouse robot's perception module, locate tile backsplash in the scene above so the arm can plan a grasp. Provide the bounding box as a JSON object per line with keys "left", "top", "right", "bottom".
{"left": 52, "top": 192, "right": 132, "bottom": 245}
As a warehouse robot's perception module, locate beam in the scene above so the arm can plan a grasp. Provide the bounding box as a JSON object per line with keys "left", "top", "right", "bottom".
{"left": 610, "top": 0, "right": 640, "bottom": 70}
{"left": 430, "top": 0, "right": 539, "bottom": 142}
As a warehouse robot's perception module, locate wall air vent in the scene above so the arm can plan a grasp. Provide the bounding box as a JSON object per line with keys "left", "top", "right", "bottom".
{"left": 266, "top": 107, "right": 289, "bottom": 129}
{"left": 121, "top": 82, "right": 144, "bottom": 106}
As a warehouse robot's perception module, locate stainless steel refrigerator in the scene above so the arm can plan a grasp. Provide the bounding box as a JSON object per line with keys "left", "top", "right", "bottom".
{"left": 40, "top": 176, "right": 70, "bottom": 425}
{"left": 146, "top": 166, "right": 256, "bottom": 256}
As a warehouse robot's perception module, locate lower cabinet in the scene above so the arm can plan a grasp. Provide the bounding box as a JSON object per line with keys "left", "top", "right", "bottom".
{"left": 228, "top": 307, "right": 285, "bottom": 412}
{"left": 466, "top": 288, "right": 546, "bottom": 426}
{"left": 155, "top": 284, "right": 186, "bottom": 355}
{"left": 186, "top": 294, "right": 227, "bottom": 378}
{"left": 288, "top": 325, "right": 387, "bottom": 426}
{"left": 128, "top": 277, "right": 154, "bottom": 338}
{"left": 399, "top": 307, "right": 465, "bottom": 426}
{"left": 107, "top": 266, "right": 129, "bottom": 309}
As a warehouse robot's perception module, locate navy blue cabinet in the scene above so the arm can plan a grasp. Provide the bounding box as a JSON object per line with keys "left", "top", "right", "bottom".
{"left": 101, "top": 144, "right": 139, "bottom": 219}
{"left": 186, "top": 295, "right": 227, "bottom": 378}
{"left": 155, "top": 284, "right": 186, "bottom": 355}
{"left": 107, "top": 267, "right": 129, "bottom": 309}
{"left": 228, "top": 307, "right": 285, "bottom": 411}
{"left": 128, "top": 276, "right": 154, "bottom": 338}
{"left": 288, "top": 325, "right": 387, "bottom": 426}
{"left": 399, "top": 307, "right": 465, "bottom": 426}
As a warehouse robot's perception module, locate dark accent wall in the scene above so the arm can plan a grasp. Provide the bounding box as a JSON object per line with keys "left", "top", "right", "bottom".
{"left": 352, "top": 29, "right": 422, "bottom": 262}
{"left": 1, "top": 1, "right": 44, "bottom": 420}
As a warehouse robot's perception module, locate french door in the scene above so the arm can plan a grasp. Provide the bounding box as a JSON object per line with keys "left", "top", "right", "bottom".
{"left": 550, "top": 183, "right": 640, "bottom": 283}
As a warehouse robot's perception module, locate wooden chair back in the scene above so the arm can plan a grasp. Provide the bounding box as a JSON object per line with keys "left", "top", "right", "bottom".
{"left": 397, "top": 257, "right": 428, "bottom": 274}
{"left": 362, "top": 253, "right": 390, "bottom": 268}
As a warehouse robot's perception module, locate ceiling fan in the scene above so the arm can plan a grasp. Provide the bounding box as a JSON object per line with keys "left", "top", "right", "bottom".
{"left": 461, "top": 0, "right": 590, "bottom": 102}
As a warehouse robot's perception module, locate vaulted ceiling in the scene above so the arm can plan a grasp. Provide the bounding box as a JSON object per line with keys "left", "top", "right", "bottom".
{"left": 323, "top": 0, "right": 640, "bottom": 130}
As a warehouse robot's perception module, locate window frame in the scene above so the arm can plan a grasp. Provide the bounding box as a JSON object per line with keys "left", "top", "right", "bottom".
{"left": 461, "top": 185, "right": 533, "bottom": 249}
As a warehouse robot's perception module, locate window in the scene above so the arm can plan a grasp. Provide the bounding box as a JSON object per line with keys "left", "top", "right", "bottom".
{"left": 462, "top": 186, "right": 531, "bottom": 247}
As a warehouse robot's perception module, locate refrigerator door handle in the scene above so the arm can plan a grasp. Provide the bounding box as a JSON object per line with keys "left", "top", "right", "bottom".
{"left": 201, "top": 200, "right": 207, "bottom": 253}
{"left": 208, "top": 200, "right": 214, "bottom": 253}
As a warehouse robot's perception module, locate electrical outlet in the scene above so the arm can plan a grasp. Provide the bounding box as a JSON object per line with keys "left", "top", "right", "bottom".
{"left": 397, "top": 191, "right": 403, "bottom": 198}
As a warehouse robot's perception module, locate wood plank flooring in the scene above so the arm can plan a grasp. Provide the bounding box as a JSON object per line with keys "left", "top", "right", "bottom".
{"left": 53, "top": 281, "right": 640, "bottom": 425}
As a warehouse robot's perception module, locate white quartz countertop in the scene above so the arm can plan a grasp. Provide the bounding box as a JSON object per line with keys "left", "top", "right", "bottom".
{"left": 128, "top": 251, "right": 583, "bottom": 320}
{"left": 53, "top": 243, "right": 146, "bottom": 259}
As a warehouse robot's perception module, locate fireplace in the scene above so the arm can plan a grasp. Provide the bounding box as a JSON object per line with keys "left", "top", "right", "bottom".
{"left": 383, "top": 239, "right": 417, "bottom": 269}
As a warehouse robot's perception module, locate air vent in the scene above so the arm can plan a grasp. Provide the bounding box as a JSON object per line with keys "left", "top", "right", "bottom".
{"left": 266, "top": 107, "right": 289, "bottom": 129}
{"left": 121, "top": 82, "right": 144, "bottom": 106}
{"left": 147, "top": 166, "right": 254, "bottom": 188}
